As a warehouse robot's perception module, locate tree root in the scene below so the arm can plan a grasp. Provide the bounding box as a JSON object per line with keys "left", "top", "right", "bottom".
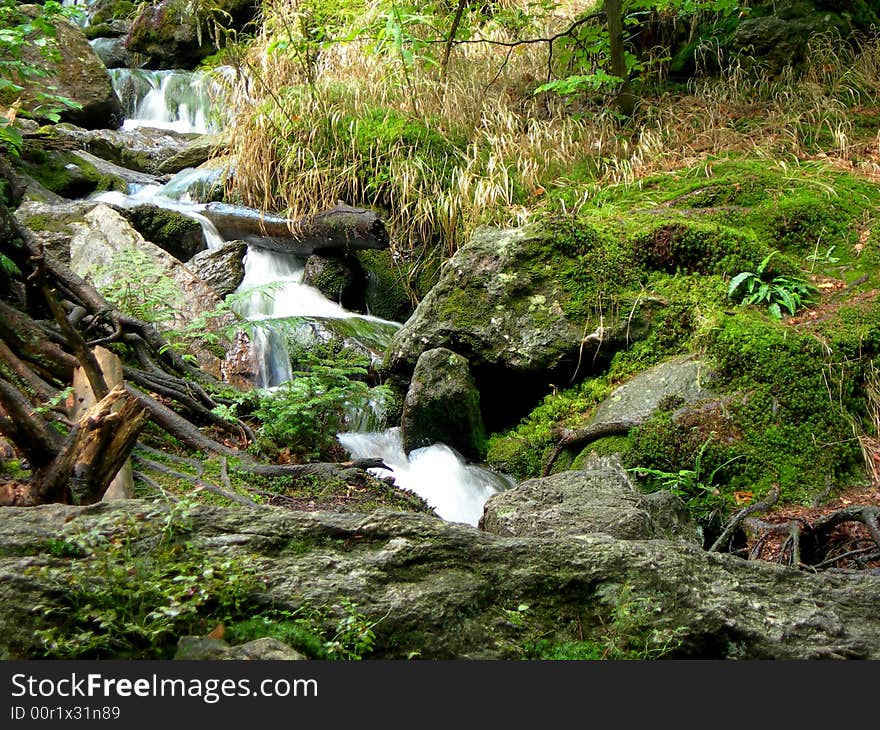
{"left": 542, "top": 420, "right": 634, "bottom": 476}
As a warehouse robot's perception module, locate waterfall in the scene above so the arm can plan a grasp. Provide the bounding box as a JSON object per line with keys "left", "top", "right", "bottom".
{"left": 338, "top": 430, "right": 514, "bottom": 526}
{"left": 108, "top": 68, "right": 230, "bottom": 134}
{"left": 99, "top": 66, "right": 511, "bottom": 525}
{"left": 231, "top": 247, "right": 401, "bottom": 388}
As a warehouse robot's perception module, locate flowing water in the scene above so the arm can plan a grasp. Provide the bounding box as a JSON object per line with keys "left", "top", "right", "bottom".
{"left": 102, "top": 68, "right": 514, "bottom": 525}
{"left": 108, "top": 68, "right": 228, "bottom": 134}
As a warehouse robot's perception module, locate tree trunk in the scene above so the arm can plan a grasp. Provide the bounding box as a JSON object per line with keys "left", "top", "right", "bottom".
{"left": 201, "top": 202, "right": 389, "bottom": 255}
{"left": 605, "top": 0, "right": 636, "bottom": 117}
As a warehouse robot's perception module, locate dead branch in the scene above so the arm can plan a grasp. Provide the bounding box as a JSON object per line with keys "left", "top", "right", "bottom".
{"left": 709, "top": 486, "right": 780, "bottom": 553}
{"left": 543, "top": 420, "right": 634, "bottom": 476}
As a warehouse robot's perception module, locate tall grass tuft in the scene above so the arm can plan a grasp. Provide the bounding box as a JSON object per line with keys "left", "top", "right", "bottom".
{"left": 216, "top": 3, "right": 880, "bottom": 264}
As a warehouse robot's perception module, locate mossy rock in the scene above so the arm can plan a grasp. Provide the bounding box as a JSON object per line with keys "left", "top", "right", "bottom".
{"left": 303, "top": 253, "right": 366, "bottom": 312}
{"left": 120, "top": 205, "right": 206, "bottom": 261}
{"left": 15, "top": 148, "right": 126, "bottom": 199}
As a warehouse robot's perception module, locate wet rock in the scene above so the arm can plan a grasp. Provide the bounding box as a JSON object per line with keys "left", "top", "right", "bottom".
{"left": 480, "top": 455, "right": 698, "bottom": 542}
{"left": 47, "top": 123, "right": 196, "bottom": 175}
{"left": 400, "top": 348, "right": 486, "bottom": 460}
{"left": 121, "top": 204, "right": 206, "bottom": 261}
{"left": 14, "top": 147, "right": 127, "bottom": 200}
{"left": 89, "top": 36, "right": 134, "bottom": 70}
{"left": 1, "top": 500, "right": 879, "bottom": 659}
{"left": 303, "top": 253, "right": 366, "bottom": 312}
{"left": 18, "top": 11, "right": 123, "bottom": 129}
{"left": 187, "top": 240, "right": 247, "bottom": 297}
{"left": 157, "top": 134, "right": 225, "bottom": 175}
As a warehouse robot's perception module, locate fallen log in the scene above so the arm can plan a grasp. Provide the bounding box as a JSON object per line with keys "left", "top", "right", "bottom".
{"left": 201, "top": 202, "right": 389, "bottom": 255}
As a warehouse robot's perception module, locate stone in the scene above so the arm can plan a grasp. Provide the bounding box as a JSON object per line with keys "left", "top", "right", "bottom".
{"left": 126, "top": 0, "right": 258, "bottom": 69}
{"left": 385, "top": 224, "right": 665, "bottom": 429}
{"left": 157, "top": 134, "right": 225, "bottom": 175}
{"left": 589, "top": 354, "right": 715, "bottom": 434}
{"left": 120, "top": 204, "right": 206, "bottom": 261}
{"left": 1, "top": 500, "right": 878, "bottom": 659}
{"left": 13, "top": 147, "right": 127, "bottom": 200}
{"left": 480, "top": 455, "right": 698, "bottom": 542}
{"left": 400, "top": 348, "right": 486, "bottom": 460}
{"left": 303, "top": 253, "right": 367, "bottom": 312}
{"left": 89, "top": 36, "right": 134, "bottom": 70}
{"left": 68, "top": 204, "right": 236, "bottom": 378}
{"left": 47, "top": 123, "right": 196, "bottom": 175}
{"left": 187, "top": 240, "right": 247, "bottom": 297}
{"left": 14, "top": 199, "right": 100, "bottom": 263}
{"left": 175, "top": 636, "right": 306, "bottom": 661}
{"left": 18, "top": 11, "right": 123, "bottom": 130}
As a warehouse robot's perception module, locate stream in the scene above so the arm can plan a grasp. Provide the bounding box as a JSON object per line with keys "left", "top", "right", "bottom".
{"left": 99, "top": 69, "right": 513, "bottom": 525}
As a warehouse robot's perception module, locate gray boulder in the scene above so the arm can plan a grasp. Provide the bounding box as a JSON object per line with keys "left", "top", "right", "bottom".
{"left": 175, "top": 636, "right": 306, "bottom": 661}
{"left": 1, "top": 500, "right": 879, "bottom": 659}
{"left": 48, "top": 124, "right": 196, "bottom": 175}
{"left": 18, "top": 12, "right": 123, "bottom": 129}
{"left": 385, "top": 225, "right": 664, "bottom": 428}
{"left": 480, "top": 455, "right": 699, "bottom": 543}
{"left": 400, "top": 348, "right": 486, "bottom": 460}
{"left": 590, "top": 354, "right": 714, "bottom": 433}
{"left": 187, "top": 240, "right": 247, "bottom": 297}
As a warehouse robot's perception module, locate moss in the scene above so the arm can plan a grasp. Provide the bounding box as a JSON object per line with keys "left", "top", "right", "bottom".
{"left": 17, "top": 149, "right": 126, "bottom": 198}
{"left": 355, "top": 249, "right": 417, "bottom": 322}
{"left": 626, "top": 311, "right": 864, "bottom": 506}
{"left": 573, "top": 435, "right": 632, "bottom": 466}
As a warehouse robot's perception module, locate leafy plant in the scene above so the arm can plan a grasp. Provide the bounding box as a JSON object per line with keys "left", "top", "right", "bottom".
{"left": 527, "top": 583, "right": 685, "bottom": 660}
{"left": 727, "top": 250, "right": 817, "bottom": 320}
{"left": 253, "top": 358, "right": 392, "bottom": 462}
{"left": 0, "top": 0, "right": 83, "bottom": 154}
{"left": 629, "top": 433, "right": 742, "bottom": 527}
{"left": 32, "top": 503, "right": 258, "bottom": 658}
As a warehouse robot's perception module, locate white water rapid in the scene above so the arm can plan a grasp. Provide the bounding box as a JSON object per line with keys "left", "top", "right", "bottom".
{"left": 102, "top": 69, "right": 513, "bottom": 526}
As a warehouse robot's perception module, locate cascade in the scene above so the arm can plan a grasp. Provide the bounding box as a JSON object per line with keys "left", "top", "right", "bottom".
{"left": 97, "top": 67, "right": 511, "bottom": 525}
{"left": 108, "top": 68, "right": 229, "bottom": 134}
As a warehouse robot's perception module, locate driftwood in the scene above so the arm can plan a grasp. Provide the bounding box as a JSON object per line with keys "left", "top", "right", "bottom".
{"left": 201, "top": 202, "right": 389, "bottom": 255}
{"left": 542, "top": 420, "right": 634, "bottom": 476}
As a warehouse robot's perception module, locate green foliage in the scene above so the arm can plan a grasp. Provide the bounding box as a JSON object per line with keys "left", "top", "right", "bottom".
{"left": 93, "top": 246, "right": 182, "bottom": 326}
{"left": 727, "top": 250, "right": 817, "bottom": 320}
{"left": 226, "top": 599, "right": 382, "bottom": 660}
{"left": 252, "top": 358, "right": 392, "bottom": 462}
{"left": 0, "top": 0, "right": 83, "bottom": 154}
{"left": 629, "top": 432, "right": 741, "bottom": 528}
{"left": 525, "top": 584, "right": 685, "bottom": 660}
{"left": 32, "top": 502, "right": 258, "bottom": 658}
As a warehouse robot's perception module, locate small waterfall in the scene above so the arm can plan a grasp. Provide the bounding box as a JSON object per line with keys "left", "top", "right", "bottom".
{"left": 108, "top": 68, "right": 229, "bottom": 134}
{"left": 92, "top": 186, "right": 226, "bottom": 250}
{"left": 232, "top": 247, "right": 400, "bottom": 388}
{"left": 338, "top": 429, "right": 514, "bottom": 526}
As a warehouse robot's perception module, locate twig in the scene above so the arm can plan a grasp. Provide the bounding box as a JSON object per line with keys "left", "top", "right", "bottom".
{"left": 709, "top": 486, "right": 779, "bottom": 553}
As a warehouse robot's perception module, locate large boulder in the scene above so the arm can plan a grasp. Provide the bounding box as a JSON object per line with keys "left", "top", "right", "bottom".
{"left": 1, "top": 500, "right": 879, "bottom": 659}
{"left": 385, "top": 224, "right": 665, "bottom": 429}
{"left": 480, "top": 455, "right": 699, "bottom": 543}
{"left": 126, "top": 0, "right": 258, "bottom": 69}
{"left": 45, "top": 123, "right": 197, "bottom": 175}
{"left": 68, "top": 204, "right": 236, "bottom": 378}
{"left": 400, "top": 348, "right": 486, "bottom": 460}
{"left": 17, "top": 11, "right": 123, "bottom": 129}
{"left": 589, "top": 355, "right": 714, "bottom": 436}
{"left": 120, "top": 204, "right": 206, "bottom": 261}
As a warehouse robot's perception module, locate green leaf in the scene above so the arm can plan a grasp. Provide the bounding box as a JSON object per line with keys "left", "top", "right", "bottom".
{"left": 727, "top": 271, "right": 753, "bottom": 298}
